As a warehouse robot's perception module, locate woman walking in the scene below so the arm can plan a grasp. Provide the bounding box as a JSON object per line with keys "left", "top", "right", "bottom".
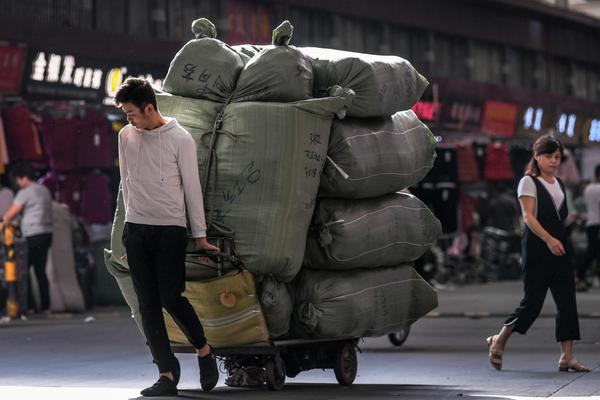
{"left": 486, "top": 134, "right": 589, "bottom": 373}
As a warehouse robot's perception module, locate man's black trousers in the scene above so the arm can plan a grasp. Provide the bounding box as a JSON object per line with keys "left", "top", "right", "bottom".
{"left": 123, "top": 222, "right": 207, "bottom": 373}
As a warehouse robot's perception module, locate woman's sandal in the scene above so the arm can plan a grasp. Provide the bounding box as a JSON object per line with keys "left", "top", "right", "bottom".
{"left": 486, "top": 335, "right": 503, "bottom": 370}
{"left": 558, "top": 358, "right": 590, "bottom": 372}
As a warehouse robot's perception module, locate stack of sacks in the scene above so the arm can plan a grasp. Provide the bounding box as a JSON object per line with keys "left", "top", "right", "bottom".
{"left": 105, "top": 19, "right": 350, "bottom": 342}
{"left": 286, "top": 48, "right": 441, "bottom": 339}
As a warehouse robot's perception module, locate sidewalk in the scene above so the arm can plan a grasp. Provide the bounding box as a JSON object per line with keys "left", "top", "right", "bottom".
{"left": 432, "top": 279, "right": 600, "bottom": 318}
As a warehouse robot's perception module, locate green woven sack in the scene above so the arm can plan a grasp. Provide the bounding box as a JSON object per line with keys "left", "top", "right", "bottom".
{"left": 300, "top": 47, "right": 428, "bottom": 117}
{"left": 259, "top": 276, "right": 293, "bottom": 338}
{"left": 291, "top": 265, "right": 438, "bottom": 338}
{"left": 233, "top": 21, "right": 313, "bottom": 103}
{"left": 162, "top": 18, "right": 245, "bottom": 102}
{"left": 156, "top": 92, "right": 350, "bottom": 282}
{"left": 304, "top": 192, "right": 442, "bottom": 270}
{"left": 320, "top": 110, "right": 437, "bottom": 198}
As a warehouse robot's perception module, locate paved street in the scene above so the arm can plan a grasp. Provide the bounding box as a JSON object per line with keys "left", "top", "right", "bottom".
{"left": 1, "top": 280, "right": 599, "bottom": 400}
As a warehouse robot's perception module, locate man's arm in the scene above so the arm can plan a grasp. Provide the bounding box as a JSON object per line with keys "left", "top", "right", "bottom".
{"left": 117, "top": 130, "right": 129, "bottom": 210}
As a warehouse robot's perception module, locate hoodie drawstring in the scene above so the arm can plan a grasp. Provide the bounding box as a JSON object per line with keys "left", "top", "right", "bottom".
{"left": 159, "top": 130, "right": 163, "bottom": 184}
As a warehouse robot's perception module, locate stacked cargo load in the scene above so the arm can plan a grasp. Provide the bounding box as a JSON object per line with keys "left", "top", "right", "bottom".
{"left": 105, "top": 18, "right": 440, "bottom": 347}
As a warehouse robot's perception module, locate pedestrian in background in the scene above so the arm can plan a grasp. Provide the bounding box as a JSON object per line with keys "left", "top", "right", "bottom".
{"left": 1, "top": 162, "right": 53, "bottom": 314}
{"left": 486, "top": 134, "right": 588, "bottom": 373}
{"left": 116, "top": 77, "right": 220, "bottom": 397}
{"left": 576, "top": 164, "right": 600, "bottom": 291}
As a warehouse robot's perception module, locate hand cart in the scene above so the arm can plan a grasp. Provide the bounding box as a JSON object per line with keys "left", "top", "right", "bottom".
{"left": 172, "top": 238, "right": 360, "bottom": 391}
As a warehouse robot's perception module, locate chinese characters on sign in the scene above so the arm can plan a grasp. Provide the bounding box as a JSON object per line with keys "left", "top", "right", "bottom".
{"left": 27, "top": 50, "right": 164, "bottom": 103}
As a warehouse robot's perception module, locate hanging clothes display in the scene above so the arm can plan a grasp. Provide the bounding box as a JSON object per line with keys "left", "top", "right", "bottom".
{"left": 80, "top": 171, "right": 113, "bottom": 224}
{"left": 557, "top": 148, "right": 581, "bottom": 187}
{"left": 38, "top": 172, "right": 82, "bottom": 216}
{"left": 509, "top": 145, "right": 531, "bottom": 180}
{"left": 412, "top": 181, "right": 459, "bottom": 234}
{"left": 76, "top": 109, "right": 116, "bottom": 169}
{"left": 455, "top": 142, "right": 479, "bottom": 183}
{"left": 484, "top": 142, "right": 514, "bottom": 181}
{"left": 0, "top": 116, "right": 10, "bottom": 173}
{"left": 1, "top": 104, "right": 43, "bottom": 161}
{"left": 40, "top": 113, "right": 79, "bottom": 171}
{"left": 425, "top": 146, "right": 458, "bottom": 183}
{"left": 472, "top": 141, "right": 488, "bottom": 179}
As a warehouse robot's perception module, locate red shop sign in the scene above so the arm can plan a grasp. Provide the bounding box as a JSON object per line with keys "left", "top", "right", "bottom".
{"left": 411, "top": 101, "right": 439, "bottom": 122}
{"left": 480, "top": 100, "right": 518, "bottom": 138}
{"left": 0, "top": 44, "right": 26, "bottom": 94}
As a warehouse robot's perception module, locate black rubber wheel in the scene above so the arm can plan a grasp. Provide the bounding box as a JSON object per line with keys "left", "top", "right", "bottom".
{"left": 388, "top": 326, "right": 411, "bottom": 346}
{"left": 265, "top": 359, "right": 286, "bottom": 391}
{"left": 333, "top": 341, "right": 357, "bottom": 386}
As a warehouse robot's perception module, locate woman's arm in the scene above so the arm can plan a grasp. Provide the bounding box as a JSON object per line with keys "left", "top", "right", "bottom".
{"left": 519, "top": 195, "right": 565, "bottom": 256}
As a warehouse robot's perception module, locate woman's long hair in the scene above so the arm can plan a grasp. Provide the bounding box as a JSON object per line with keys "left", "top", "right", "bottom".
{"left": 524, "top": 134, "right": 564, "bottom": 176}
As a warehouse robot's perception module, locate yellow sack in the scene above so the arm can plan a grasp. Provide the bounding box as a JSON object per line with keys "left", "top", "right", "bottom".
{"left": 164, "top": 268, "right": 269, "bottom": 348}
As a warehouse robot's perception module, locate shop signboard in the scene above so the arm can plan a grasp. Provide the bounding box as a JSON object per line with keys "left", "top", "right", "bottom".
{"left": 516, "top": 105, "right": 582, "bottom": 145}
{"left": 24, "top": 49, "right": 165, "bottom": 104}
{"left": 0, "top": 43, "right": 26, "bottom": 94}
{"left": 552, "top": 110, "right": 583, "bottom": 145}
{"left": 440, "top": 100, "right": 482, "bottom": 132}
{"left": 411, "top": 100, "right": 440, "bottom": 124}
{"left": 515, "top": 105, "right": 554, "bottom": 139}
{"left": 480, "top": 100, "right": 518, "bottom": 138}
{"left": 582, "top": 117, "right": 600, "bottom": 146}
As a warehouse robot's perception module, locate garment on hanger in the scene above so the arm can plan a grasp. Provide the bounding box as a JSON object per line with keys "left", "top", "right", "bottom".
{"left": 424, "top": 146, "right": 458, "bottom": 183}
{"left": 509, "top": 145, "right": 531, "bottom": 179}
{"left": 80, "top": 171, "right": 113, "bottom": 224}
{"left": 2, "top": 104, "right": 43, "bottom": 160}
{"left": 455, "top": 142, "right": 479, "bottom": 183}
{"left": 557, "top": 148, "right": 581, "bottom": 187}
{"left": 40, "top": 113, "right": 79, "bottom": 171}
{"left": 77, "top": 108, "right": 116, "bottom": 169}
{"left": 472, "top": 141, "right": 488, "bottom": 179}
{"left": 0, "top": 116, "right": 9, "bottom": 171}
{"left": 412, "top": 181, "right": 458, "bottom": 233}
{"left": 484, "top": 142, "right": 514, "bottom": 181}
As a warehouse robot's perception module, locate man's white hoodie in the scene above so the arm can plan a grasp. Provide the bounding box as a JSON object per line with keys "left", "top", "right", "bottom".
{"left": 118, "top": 118, "right": 207, "bottom": 238}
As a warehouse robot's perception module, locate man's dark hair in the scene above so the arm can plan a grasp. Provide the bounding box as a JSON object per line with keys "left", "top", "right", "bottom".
{"left": 10, "top": 161, "right": 36, "bottom": 180}
{"left": 114, "top": 77, "right": 157, "bottom": 111}
{"left": 595, "top": 164, "right": 600, "bottom": 180}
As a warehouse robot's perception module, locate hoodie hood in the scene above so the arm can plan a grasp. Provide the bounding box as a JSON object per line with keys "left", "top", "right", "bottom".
{"left": 136, "top": 117, "right": 178, "bottom": 135}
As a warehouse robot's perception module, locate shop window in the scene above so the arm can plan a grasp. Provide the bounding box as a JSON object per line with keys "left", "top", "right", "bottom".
{"left": 471, "top": 41, "right": 503, "bottom": 84}
{"left": 549, "top": 57, "right": 571, "bottom": 96}
{"left": 571, "top": 62, "right": 589, "bottom": 100}
{"left": 433, "top": 33, "right": 468, "bottom": 80}
{"left": 390, "top": 26, "right": 411, "bottom": 59}
{"left": 409, "top": 29, "right": 430, "bottom": 75}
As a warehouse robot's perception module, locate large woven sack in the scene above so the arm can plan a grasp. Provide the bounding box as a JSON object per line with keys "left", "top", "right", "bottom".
{"left": 157, "top": 93, "right": 348, "bottom": 282}
{"left": 232, "top": 21, "right": 313, "bottom": 103}
{"left": 320, "top": 110, "right": 436, "bottom": 198}
{"left": 162, "top": 18, "right": 245, "bottom": 102}
{"left": 304, "top": 192, "right": 442, "bottom": 270}
{"left": 259, "top": 276, "right": 294, "bottom": 338}
{"left": 164, "top": 268, "right": 269, "bottom": 347}
{"left": 291, "top": 265, "right": 438, "bottom": 338}
{"left": 300, "top": 47, "right": 428, "bottom": 117}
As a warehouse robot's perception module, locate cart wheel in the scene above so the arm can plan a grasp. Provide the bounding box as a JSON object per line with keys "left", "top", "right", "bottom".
{"left": 388, "top": 326, "right": 411, "bottom": 346}
{"left": 333, "top": 341, "right": 357, "bottom": 386}
{"left": 265, "top": 359, "right": 286, "bottom": 391}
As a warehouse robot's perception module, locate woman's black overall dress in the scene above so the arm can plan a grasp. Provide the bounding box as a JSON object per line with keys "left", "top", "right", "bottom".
{"left": 504, "top": 175, "right": 580, "bottom": 342}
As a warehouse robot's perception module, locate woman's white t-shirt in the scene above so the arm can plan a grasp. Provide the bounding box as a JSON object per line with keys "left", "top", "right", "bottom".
{"left": 517, "top": 176, "right": 565, "bottom": 216}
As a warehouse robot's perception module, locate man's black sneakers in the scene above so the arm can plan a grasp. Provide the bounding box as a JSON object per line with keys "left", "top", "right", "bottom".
{"left": 140, "top": 376, "right": 178, "bottom": 397}
{"left": 198, "top": 354, "right": 219, "bottom": 391}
